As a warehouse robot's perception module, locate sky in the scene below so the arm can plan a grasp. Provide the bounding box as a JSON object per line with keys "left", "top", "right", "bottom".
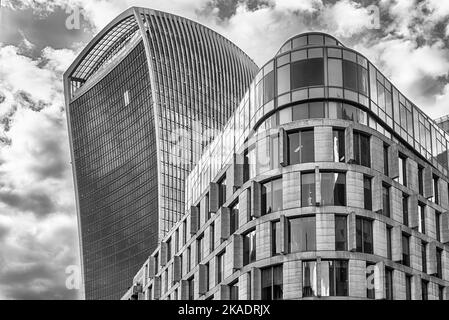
{"left": 1, "top": 0, "right": 449, "bottom": 300}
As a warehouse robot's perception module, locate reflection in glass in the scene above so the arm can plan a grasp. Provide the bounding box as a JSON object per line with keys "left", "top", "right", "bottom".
{"left": 321, "top": 172, "right": 346, "bottom": 206}
{"left": 321, "top": 260, "right": 348, "bottom": 297}
{"left": 356, "top": 217, "right": 373, "bottom": 254}
{"left": 302, "top": 261, "right": 317, "bottom": 297}
{"left": 335, "top": 215, "right": 347, "bottom": 251}
{"left": 261, "top": 265, "right": 283, "bottom": 300}
{"left": 289, "top": 216, "right": 316, "bottom": 252}
{"left": 333, "top": 129, "right": 345, "bottom": 163}
{"left": 243, "top": 229, "right": 256, "bottom": 266}
{"left": 288, "top": 130, "right": 314, "bottom": 165}
{"left": 301, "top": 172, "right": 316, "bottom": 207}
{"left": 291, "top": 58, "right": 324, "bottom": 89}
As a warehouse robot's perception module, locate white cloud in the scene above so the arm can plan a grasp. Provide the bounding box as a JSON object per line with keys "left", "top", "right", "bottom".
{"left": 320, "top": 0, "right": 375, "bottom": 37}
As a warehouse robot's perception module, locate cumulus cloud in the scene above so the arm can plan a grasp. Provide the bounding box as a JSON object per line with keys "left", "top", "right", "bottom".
{"left": 0, "top": 31, "right": 79, "bottom": 298}
{"left": 2, "top": 0, "right": 449, "bottom": 300}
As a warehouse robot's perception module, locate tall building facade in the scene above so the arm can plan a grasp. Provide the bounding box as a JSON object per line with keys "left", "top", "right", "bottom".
{"left": 124, "top": 32, "right": 449, "bottom": 300}
{"left": 64, "top": 7, "right": 258, "bottom": 300}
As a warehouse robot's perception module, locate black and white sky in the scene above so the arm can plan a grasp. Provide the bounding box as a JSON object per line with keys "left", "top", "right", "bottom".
{"left": 1, "top": 0, "right": 449, "bottom": 300}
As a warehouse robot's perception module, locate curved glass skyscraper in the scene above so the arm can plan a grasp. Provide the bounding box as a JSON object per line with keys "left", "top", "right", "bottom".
{"left": 64, "top": 7, "right": 258, "bottom": 300}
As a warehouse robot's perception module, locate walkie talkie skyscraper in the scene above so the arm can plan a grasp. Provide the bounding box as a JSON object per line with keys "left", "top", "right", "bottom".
{"left": 63, "top": 7, "right": 258, "bottom": 300}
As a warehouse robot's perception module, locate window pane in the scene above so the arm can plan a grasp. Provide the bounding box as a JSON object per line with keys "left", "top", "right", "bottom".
{"left": 272, "top": 221, "right": 282, "bottom": 255}
{"left": 261, "top": 182, "right": 272, "bottom": 215}
{"left": 261, "top": 267, "right": 273, "bottom": 300}
{"left": 243, "top": 230, "right": 256, "bottom": 266}
{"left": 343, "top": 60, "right": 358, "bottom": 91}
{"left": 289, "top": 216, "right": 316, "bottom": 252}
{"left": 301, "top": 173, "right": 316, "bottom": 207}
{"left": 291, "top": 58, "right": 324, "bottom": 89}
{"left": 334, "top": 260, "right": 348, "bottom": 296}
{"left": 357, "top": 65, "right": 368, "bottom": 95}
{"left": 288, "top": 132, "right": 300, "bottom": 165}
{"left": 292, "top": 103, "right": 308, "bottom": 121}
{"left": 264, "top": 71, "right": 275, "bottom": 103}
{"left": 277, "top": 65, "right": 290, "bottom": 95}
{"left": 321, "top": 172, "right": 346, "bottom": 206}
{"left": 333, "top": 129, "right": 345, "bottom": 162}
{"left": 335, "top": 216, "right": 347, "bottom": 251}
{"left": 309, "top": 101, "right": 325, "bottom": 118}
{"left": 301, "top": 130, "right": 315, "bottom": 163}
{"left": 363, "top": 176, "right": 372, "bottom": 210}
{"left": 272, "top": 179, "right": 283, "bottom": 212}
{"left": 328, "top": 58, "right": 343, "bottom": 87}
{"left": 302, "top": 261, "right": 317, "bottom": 297}
{"left": 272, "top": 265, "right": 283, "bottom": 300}
{"left": 279, "top": 107, "right": 292, "bottom": 125}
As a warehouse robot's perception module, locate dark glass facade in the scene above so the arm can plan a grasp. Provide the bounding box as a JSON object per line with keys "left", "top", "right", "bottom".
{"left": 64, "top": 8, "right": 257, "bottom": 300}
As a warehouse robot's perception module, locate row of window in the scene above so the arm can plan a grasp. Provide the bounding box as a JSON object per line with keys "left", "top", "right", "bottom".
{"left": 176, "top": 260, "right": 446, "bottom": 300}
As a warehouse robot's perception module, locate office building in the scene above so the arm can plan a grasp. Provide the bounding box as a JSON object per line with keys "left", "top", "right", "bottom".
{"left": 124, "top": 32, "right": 449, "bottom": 300}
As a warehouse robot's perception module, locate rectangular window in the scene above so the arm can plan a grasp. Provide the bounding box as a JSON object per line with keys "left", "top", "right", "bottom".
{"left": 301, "top": 172, "right": 316, "bottom": 207}
{"left": 405, "top": 275, "right": 412, "bottom": 300}
{"left": 321, "top": 172, "right": 346, "bottom": 206}
{"left": 437, "top": 248, "right": 443, "bottom": 279}
{"left": 383, "top": 144, "right": 389, "bottom": 176}
{"left": 418, "top": 166, "right": 424, "bottom": 195}
{"left": 277, "top": 64, "right": 290, "bottom": 95}
{"left": 205, "top": 193, "right": 210, "bottom": 221}
{"left": 356, "top": 217, "right": 373, "bottom": 254}
{"left": 302, "top": 261, "right": 317, "bottom": 297}
{"left": 402, "top": 234, "right": 410, "bottom": 266}
{"left": 243, "top": 229, "right": 256, "bottom": 266}
{"left": 398, "top": 155, "right": 407, "bottom": 186}
{"left": 263, "top": 71, "right": 275, "bottom": 103}
{"left": 328, "top": 58, "right": 343, "bottom": 87}
{"left": 124, "top": 90, "right": 130, "bottom": 106}
{"left": 291, "top": 58, "right": 324, "bottom": 89}
{"left": 229, "top": 280, "right": 238, "bottom": 300}
{"left": 385, "top": 268, "right": 394, "bottom": 300}
{"left": 183, "top": 220, "right": 187, "bottom": 246}
{"left": 402, "top": 194, "right": 409, "bottom": 226}
{"left": 332, "top": 129, "right": 345, "bottom": 162}
{"left": 205, "top": 263, "right": 210, "bottom": 292}
{"left": 210, "top": 223, "right": 215, "bottom": 254}
{"left": 289, "top": 216, "right": 316, "bottom": 252}
{"left": 229, "top": 201, "right": 239, "bottom": 235}
{"left": 433, "top": 175, "right": 439, "bottom": 204}
{"left": 218, "top": 175, "right": 226, "bottom": 207}
{"left": 343, "top": 60, "right": 358, "bottom": 91}
{"left": 418, "top": 203, "right": 426, "bottom": 234}
{"left": 321, "top": 260, "right": 348, "bottom": 297}
{"left": 422, "top": 241, "right": 427, "bottom": 273}
{"left": 188, "top": 277, "right": 194, "bottom": 300}
{"left": 175, "top": 230, "right": 179, "bottom": 253}
{"left": 436, "top": 211, "right": 441, "bottom": 242}
{"left": 261, "top": 265, "right": 283, "bottom": 300}
{"left": 166, "top": 238, "right": 172, "bottom": 261}
{"left": 363, "top": 176, "right": 372, "bottom": 210}
{"left": 187, "top": 246, "right": 191, "bottom": 273}
{"left": 217, "top": 252, "right": 224, "bottom": 284}
{"left": 354, "top": 132, "right": 370, "bottom": 167}
{"left": 335, "top": 215, "right": 347, "bottom": 250}
{"left": 261, "top": 178, "right": 283, "bottom": 215}
{"left": 386, "top": 226, "right": 392, "bottom": 260}
{"left": 288, "top": 129, "right": 315, "bottom": 165}
{"left": 272, "top": 221, "right": 282, "bottom": 256}
{"left": 366, "top": 263, "right": 375, "bottom": 299}
{"left": 422, "top": 280, "right": 428, "bottom": 300}
{"left": 196, "top": 235, "right": 203, "bottom": 264}
{"left": 382, "top": 184, "right": 391, "bottom": 218}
